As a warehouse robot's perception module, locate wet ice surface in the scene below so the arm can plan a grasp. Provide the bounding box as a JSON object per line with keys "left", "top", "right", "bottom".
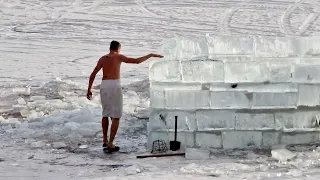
{"left": 2, "top": 135, "right": 320, "bottom": 180}
{"left": 1, "top": 0, "right": 320, "bottom": 179}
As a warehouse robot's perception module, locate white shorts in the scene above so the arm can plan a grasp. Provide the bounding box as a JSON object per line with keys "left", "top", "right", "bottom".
{"left": 100, "top": 80, "right": 123, "bottom": 118}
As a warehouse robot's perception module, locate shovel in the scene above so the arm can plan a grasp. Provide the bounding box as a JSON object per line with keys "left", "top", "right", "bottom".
{"left": 170, "top": 116, "right": 181, "bottom": 151}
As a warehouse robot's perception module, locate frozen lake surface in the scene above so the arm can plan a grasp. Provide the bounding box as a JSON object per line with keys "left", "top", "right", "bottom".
{"left": 1, "top": 0, "right": 320, "bottom": 179}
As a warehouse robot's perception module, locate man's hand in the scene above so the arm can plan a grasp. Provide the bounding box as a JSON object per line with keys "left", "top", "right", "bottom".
{"left": 150, "top": 53, "right": 164, "bottom": 58}
{"left": 87, "top": 91, "right": 92, "bottom": 100}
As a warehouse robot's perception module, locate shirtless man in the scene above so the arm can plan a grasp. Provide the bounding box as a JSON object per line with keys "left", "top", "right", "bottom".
{"left": 86, "top": 41, "right": 163, "bottom": 152}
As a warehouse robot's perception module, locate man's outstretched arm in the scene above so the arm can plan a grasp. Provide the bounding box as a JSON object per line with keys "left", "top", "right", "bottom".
{"left": 120, "top": 53, "right": 163, "bottom": 64}
{"left": 87, "top": 58, "right": 103, "bottom": 100}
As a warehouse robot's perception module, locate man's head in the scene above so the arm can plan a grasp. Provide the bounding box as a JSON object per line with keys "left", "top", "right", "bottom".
{"left": 109, "top": 40, "right": 121, "bottom": 53}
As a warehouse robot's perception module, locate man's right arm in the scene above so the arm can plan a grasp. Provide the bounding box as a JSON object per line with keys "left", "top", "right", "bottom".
{"left": 119, "top": 53, "right": 163, "bottom": 64}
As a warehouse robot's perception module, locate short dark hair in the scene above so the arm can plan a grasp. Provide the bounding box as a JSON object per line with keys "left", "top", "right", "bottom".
{"left": 110, "top": 41, "right": 121, "bottom": 51}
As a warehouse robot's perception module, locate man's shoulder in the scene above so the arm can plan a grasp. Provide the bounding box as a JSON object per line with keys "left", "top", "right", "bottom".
{"left": 99, "top": 55, "right": 111, "bottom": 60}
{"left": 101, "top": 54, "right": 124, "bottom": 58}
{"left": 99, "top": 55, "right": 107, "bottom": 59}
{"left": 99, "top": 54, "right": 124, "bottom": 62}
{"left": 117, "top": 54, "right": 127, "bottom": 61}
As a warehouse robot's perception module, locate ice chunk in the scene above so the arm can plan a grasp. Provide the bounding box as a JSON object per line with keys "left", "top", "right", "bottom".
{"left": 150, "top": 90, "right": 165, "bottom": 108}
{"left": 8, "top": 118, "right": 21, "bottom": 127}
{"left": 165, "top": 90, "right": 210, "bottom": 108}
{"left": 56, "top": 77, "right": 62, "bottom": 81}
{"left": 20, "top": 109, "right": 29, "bottom": 118}
{"left": 79, "top": 145, "right": 88, "bottom": 149}
{"left": 61, "top": 122, "right": 80, "bottom": 135}
{"left": 76, "top": 127, "right": 97, "bottom": 137}
{"left": 81, "top": 122, "right": 100, "bottom": 132}
{"left": 30, "top": 96, "right": 46, "bottom": 101}
{"left": 28, "top": 100, "right": 66, "bottom": 110}
{"left": 30, "top": 141, "right": 46, "bottom": 148}
{"left": 269, "top": 65, "right": 292, "bottom": 82}
{"left": 64, "top": 122, "right": 80, "bottom": 130}
{"left": 17, "top": 98, "right": 26, "bottom": 105}
{"left": 0, "top": 116, "right": 5, "bottom": 122}
{"left": 0, "top": 119, "right": 10, "bottom": 124}
{"left": 181, "top": 61, "right": 224, "bottom": 82}
{"left": 149, "top": 61, "right": 181, "bottom": 82}
{"left": 299, "top": 36, "right": 320, "bottom": 57}
{"left": 37, "top": 111, "right": 44, "bottom": 117}
{"left": 225, "top": 62, "right": 269, "bottom": 83}
{"left": 47, "top": 99, "right": 63, "bottom": 104}
{"left": 68, "top": 112, "right": 95, "bottom": 123}
{"left": 52, "top": 142, "right": 67, "bottom": 149}
{"left": 196, "top": 132, "right": 222, "bottom": 148}
{"left": 207, "top": 35, "right": 254, "bottom": 56}
{"left": 286, "top": 169, "right": 303, "bottom": 177}
{"left": 26, "top": 87, "right": 31, "bottom": 96}
{"left": 32, "top": 100, "right": 46, "bottom": 104}
{"left": 160, "top": 36, "right": 209, "bottom": 61}
{"left": 253, "top": 92, "right": 297, "bottom": 108}
{"left": 185, "top": 148, "right": 210, "bottom": 160}
{"left": 294, "top": 65, "right": 320, "bottom": 83}
{"left": 124, "top": 165, "right": 142, "bottom": 175}
{"left": 254, "top": 36, "right": 297, "bottom": 57}
{"left": 66, "top": 96, "right": 87, "bottom": 105}
{"left": 211, "top": 91, "right": 251, "bottom": 109}
{"left": 0, "top": 108, "right": 13, "bottom": 113}
{"left": 195, "top": 110, "right": 235, "bottom": 130}
{"left": 259, "top": 164, "right": 268, "bottom": 171}
{"left": 44, "top": 117, "right": 64, "bottom": 125}
{"left": 45, "top": 99, "right": 67, "bottom": 108}
{"left": 236, "top": 113, "right": 275, "bottom": 129}
{"left": 95, "top": 131, "right": 103, "bottom": 138}
{"left": 272, "top": 144, "right": 286, "bottom": 149}
{"left": 27, "top": 110, "right": 38, "bottom": 119}
{"left": 31, "top": 131, "right": 45, "bottom": 138}
{"left": 271, "top": 148, "right": 297, "bottom": 162}
{"left": 12, "top": 104, "right": 25, "bottom": 109}
{"left": 223, "top": 131, "right": 262, "bottom": 149}
{"left": 13, "top": 87, "right": 30, "bottom": 96}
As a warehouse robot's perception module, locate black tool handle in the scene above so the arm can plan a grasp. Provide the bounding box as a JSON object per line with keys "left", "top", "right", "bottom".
{"left": 174, "top": 116, "right": 178, "bottom": 141}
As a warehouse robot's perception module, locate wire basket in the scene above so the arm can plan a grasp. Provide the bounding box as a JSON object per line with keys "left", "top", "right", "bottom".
{"left": 151, "top": 140, "right": 168, "bottom": 154}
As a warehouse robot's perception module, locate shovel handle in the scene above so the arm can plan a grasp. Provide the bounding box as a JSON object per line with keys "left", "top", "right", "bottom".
{"left": 174, "top": 116, "right": 178, "bottom": 141}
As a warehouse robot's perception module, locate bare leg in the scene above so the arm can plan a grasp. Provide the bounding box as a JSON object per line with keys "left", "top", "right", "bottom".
{"left": 102, "top": 117, "right": 109, "bottom": 145}
{"left": 108, "top": 118, "right": 120, "bottom": 148}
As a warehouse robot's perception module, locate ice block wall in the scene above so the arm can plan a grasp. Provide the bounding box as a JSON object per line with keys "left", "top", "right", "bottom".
{"left": 148, "top": 35, "right": 320, "bottom": 149}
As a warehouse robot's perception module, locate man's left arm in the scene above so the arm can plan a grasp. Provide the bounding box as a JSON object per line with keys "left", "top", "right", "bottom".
{"left": 87, "top": 58, "right": 102, "bottom": 100}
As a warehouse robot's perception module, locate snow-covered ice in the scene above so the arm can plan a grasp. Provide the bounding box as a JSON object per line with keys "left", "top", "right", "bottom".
{"left": 1, "top": 0, "right": 320, "bottom": 179}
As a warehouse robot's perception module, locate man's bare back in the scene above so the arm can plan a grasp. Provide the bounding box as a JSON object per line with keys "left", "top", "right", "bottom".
{"left": 100, "top": 54, "right": 122, "bottom": 80}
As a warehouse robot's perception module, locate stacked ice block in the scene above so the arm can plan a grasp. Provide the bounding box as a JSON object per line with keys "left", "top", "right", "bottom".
{"left": 148, "top": 35, "right": 320, "bottom": 149}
